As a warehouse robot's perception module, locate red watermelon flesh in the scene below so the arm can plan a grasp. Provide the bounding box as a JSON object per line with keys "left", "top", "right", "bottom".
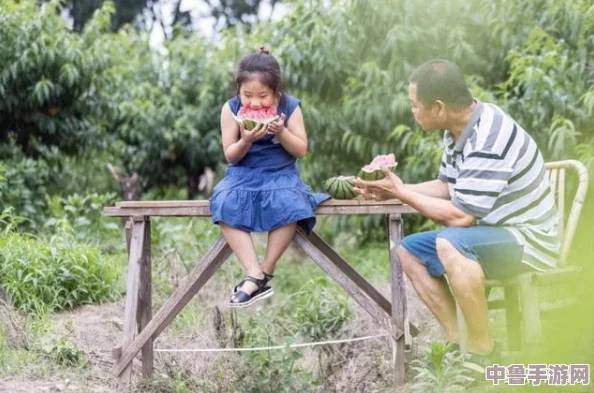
{"left": 361, "top": 154, "right": 397, "bottom": 171}
{"left": 235, "top": 106, "right": 279, "bottom": 130}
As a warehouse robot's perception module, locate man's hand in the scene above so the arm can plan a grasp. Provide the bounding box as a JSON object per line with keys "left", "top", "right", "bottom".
{"left": 353, "top": 165, "right": 404, "bottom": 200}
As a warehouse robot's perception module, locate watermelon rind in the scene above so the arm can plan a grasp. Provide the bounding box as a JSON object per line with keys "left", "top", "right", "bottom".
{"left": 357, "top": 163, "right": 398, "bottom": 181}
{"left": 233, "top": 115, "right": 279, "bottom": 131}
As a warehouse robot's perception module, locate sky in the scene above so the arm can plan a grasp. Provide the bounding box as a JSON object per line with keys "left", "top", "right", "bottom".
{"left": 148, "top": 0, "right": 289, "bottom": 48}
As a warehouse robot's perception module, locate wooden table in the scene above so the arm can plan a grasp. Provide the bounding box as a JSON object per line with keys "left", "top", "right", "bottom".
{"left": 103, "top": 199, "right": 418, "bottom": 386}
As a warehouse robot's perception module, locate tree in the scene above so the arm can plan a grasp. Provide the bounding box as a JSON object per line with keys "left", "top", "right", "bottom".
{"left": 99, "top": 29, "right": 232, "bottom": 199}
{"left": 0, "top": 0, "right": 114, "bottom": 158}
{"left": 62, "top": 0, "right": 150, "bottom": 32}
{"left": 203, "top": 0, "right": 283, "bottom": 30}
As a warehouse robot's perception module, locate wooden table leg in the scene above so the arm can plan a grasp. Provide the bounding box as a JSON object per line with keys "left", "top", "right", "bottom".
{"left": 136, "top": 217, "right": 153, "bottom": 378}
{"left": 114, "top": 236, "right": 232, "bottom": 378}
{"left": 388, "top": 214, "right": 408, "bottom": 385}
{"left": 119, "top": 216, "right": 148, "bottom": 386}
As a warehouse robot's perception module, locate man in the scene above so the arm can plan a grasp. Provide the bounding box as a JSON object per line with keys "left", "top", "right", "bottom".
{"left": 353, "top": 59, "right": 559, "bottom": 370}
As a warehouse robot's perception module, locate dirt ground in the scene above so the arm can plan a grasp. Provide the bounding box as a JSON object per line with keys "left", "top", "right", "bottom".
{"left": 0, "top": 276, "right": 438, "bottom": 393}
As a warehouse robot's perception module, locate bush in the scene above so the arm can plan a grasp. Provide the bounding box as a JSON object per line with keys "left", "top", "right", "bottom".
{"left": 44, "top": 192, "right": 120, "bottom": 245}
{"left": 0, "top": 230, "right": 119, "bottom": 314}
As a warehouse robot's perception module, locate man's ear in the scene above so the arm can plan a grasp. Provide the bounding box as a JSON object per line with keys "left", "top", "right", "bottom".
{"left": 434, "top": 100, "right": 446, "bottom": 116}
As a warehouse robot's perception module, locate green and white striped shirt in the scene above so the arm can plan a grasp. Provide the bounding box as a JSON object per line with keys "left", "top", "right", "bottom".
{"left": 439, "top": 101, "right": 559, "bottom": 271}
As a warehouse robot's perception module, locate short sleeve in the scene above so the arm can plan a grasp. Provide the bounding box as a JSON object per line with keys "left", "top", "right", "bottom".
{"left": 438, "top": 151, "right": 448, "bottom": 182}
{"left": 227, "top": 96, "right": 241, "bottom": 115}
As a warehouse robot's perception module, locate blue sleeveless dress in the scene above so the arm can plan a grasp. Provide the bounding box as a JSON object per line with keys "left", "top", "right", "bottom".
{"left": 210, "top": 94, "right": 330, "bottom": 233}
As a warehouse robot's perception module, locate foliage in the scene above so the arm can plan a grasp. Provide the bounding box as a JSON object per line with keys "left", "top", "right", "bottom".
{"left": 0, "top": 154, "right": 52, "bottom": 226}
{"left": 410, "top": 341, "right": 469, "bottom": 393}
{"left": 101, "top": 31, "right": 228, "bottom": 197}
{"left": 206, "top": 0, "right": 284, "bottom": 31}
{"left": 0, "top": 218, "right": 119, "bottom": 313}
{"left": 500, "top": 1, "right": 594, "bottom": 161}
{"left": 280, "top": 278, "right": 352, "bottom": 342}
{"left": 242, "top": 348, "right": 312, "bottom": 393}
{"left": 41, "top": 336, "right": 87, "bottom": 368}
{"left": 0, "top": 0, "right": 114, "bottom": 158}
{"left": 44, "top": 192, "right": 120, "bottom": 244}
{"left": 61, "top": 0, "right": 149, "bottom": 32}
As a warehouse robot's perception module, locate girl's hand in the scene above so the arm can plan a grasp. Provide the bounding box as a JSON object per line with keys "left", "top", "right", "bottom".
{"left": 240, "top": 121, "right": 268, "bottom": 143}
{"left": 266, "top": 113, "right": 287, "bottom": 136}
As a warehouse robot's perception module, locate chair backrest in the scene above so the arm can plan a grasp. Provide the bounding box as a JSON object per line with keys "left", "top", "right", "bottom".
{"left": 545, "top": 160, "right": 589, "bottom": 267}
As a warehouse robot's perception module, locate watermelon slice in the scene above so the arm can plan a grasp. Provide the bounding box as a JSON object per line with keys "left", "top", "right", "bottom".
{"left": 358, "top": 154, "right": 398, "bottom": 181}
{"left": 233, "top": 106, "right": 279, "bottom": 130}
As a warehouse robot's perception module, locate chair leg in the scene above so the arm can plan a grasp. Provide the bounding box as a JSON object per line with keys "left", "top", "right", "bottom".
{"left": 518, "top": 275, "right": 542, "bottom": 350}
{"left": 504, "top": 285, "right": 522, "bottom": 351}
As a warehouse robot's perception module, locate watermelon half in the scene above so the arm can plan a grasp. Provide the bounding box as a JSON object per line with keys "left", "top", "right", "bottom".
{"left": 323, "top": 176, "right": 357, "bottom": 199}
{"left": 358, "top": 153, "right": 398, "bottom": 181}
{"left": 233, "top": 106, "right": 279, "bottom": 130}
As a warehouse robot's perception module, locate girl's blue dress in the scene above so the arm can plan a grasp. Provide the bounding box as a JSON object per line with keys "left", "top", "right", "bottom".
{"left": 210, "top": 94, "right": 330, "bottom": 234}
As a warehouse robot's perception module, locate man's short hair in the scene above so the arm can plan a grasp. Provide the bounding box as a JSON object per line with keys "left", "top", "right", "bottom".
{"left": 409, "top": 59, "right": 473, "bottom": 109}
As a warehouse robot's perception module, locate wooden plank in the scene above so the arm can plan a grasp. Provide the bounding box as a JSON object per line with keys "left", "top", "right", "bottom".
{"left": 504, "top": 285, "right": 522, "bottom": 351}
{"left": 125, "top": 218, "right": 133, "bottom": 255}
{"left": 104, "top": 203, "right": 417, "bottom": 218}
{"left": 118, "top": 219, "right": 146, "bottom": 385}
{"left": 136, "top": 218, "right": 153, "bottom": 379}
{"left": 532, "top": 266, "right": 581, "bottom": 285}
{"left": 293, "top": 229, "right": 403, "bottom": 340}
{"left": 518, "top": 275, "right": 541, "bottom": 347}
{"left": 113, "top": 237, "right": 232, "bottom": 377}
{"left": 104, "top": 206, "right": 211, "bottom": 217}
{"left": 306, "top": 231, "right": 419, "bottom": 337}
{"left": 115, "top": 199, "right": 407, "bottom": 208}
{"left": 388, "top": 214, "right": 407, "bottom": 386}
{"left": 307, "top": 232, "right": 392, "bottom": 314}
{"left": 540, "top": 298, "right": 577, "bottom": 312}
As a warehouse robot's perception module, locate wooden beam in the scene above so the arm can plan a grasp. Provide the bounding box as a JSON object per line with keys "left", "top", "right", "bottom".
{"left": 307, "top": 231, "right": 419, "bottom": 337}
{"left": 293, "top": 229, "right": 403, "bottom": 340}
{"left": 118, "top": 218, "right": 146, "bottom": 385}
{"left": 124, "top": 218, "right": 133, "bottom": 255}
{"left": 136, "top": 218, "right": 153, "bottom": 379}
{"left": 518, "top": 275, "right": 541, "bottom": 347}
{"left": 307, "top": 231, "right": 392, "bottom": 314}
{"left": 388, "top": 214, "right": 407, "bottom": 386}
{"left": 504, "top": 285, "right": 522, "bottom": 351}
{"left": 115, "top": 199, "right": 409, "bottom": 209}
{"left": 104, "top": 200, "right": 418, "bottom": 218}
{"left": 113, "top": 237, "right": 232, "bottom": 377}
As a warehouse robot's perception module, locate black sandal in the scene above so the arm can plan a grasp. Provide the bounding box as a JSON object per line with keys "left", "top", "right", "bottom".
{"left": 263, "top": 272, "right": 274, "bottom": 287}
{"left": 228, "top": 275, "right": 274, "bottom": 308}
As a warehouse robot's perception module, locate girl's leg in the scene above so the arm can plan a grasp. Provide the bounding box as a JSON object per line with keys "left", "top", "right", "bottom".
{"left": 260, "top": 223, "right": 297, "bottom": 276}
{"left": 220, "top": 224, "right": 263, "bottom": 300}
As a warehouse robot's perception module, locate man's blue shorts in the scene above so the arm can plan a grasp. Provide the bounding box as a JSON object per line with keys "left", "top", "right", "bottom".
{"left": 400, "top": 226, "right": 534, "bottom": 279}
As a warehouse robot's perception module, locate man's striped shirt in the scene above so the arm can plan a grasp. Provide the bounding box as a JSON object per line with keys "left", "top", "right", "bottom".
{"left": 439, "top": 101, "right": 559, "bottom": 271}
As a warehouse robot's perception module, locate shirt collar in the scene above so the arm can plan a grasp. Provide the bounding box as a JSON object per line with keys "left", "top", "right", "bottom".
{"left": 447, "top": 99, "right": 483, "bottom": 154}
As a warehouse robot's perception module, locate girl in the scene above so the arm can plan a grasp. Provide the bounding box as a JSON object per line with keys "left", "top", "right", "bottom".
{"left": 210, "top": 47, "right": 330, "bottom": 308}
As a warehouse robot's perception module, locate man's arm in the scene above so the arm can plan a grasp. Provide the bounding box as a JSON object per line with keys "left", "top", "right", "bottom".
{"left": 406, "top": 179, "right": 450, "bottom": 199}
{"left": 352, "top": 170, "right": 476, "bottom": 227}
{"left": 397, "top": 187, "right": 477, "bottom": 227}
